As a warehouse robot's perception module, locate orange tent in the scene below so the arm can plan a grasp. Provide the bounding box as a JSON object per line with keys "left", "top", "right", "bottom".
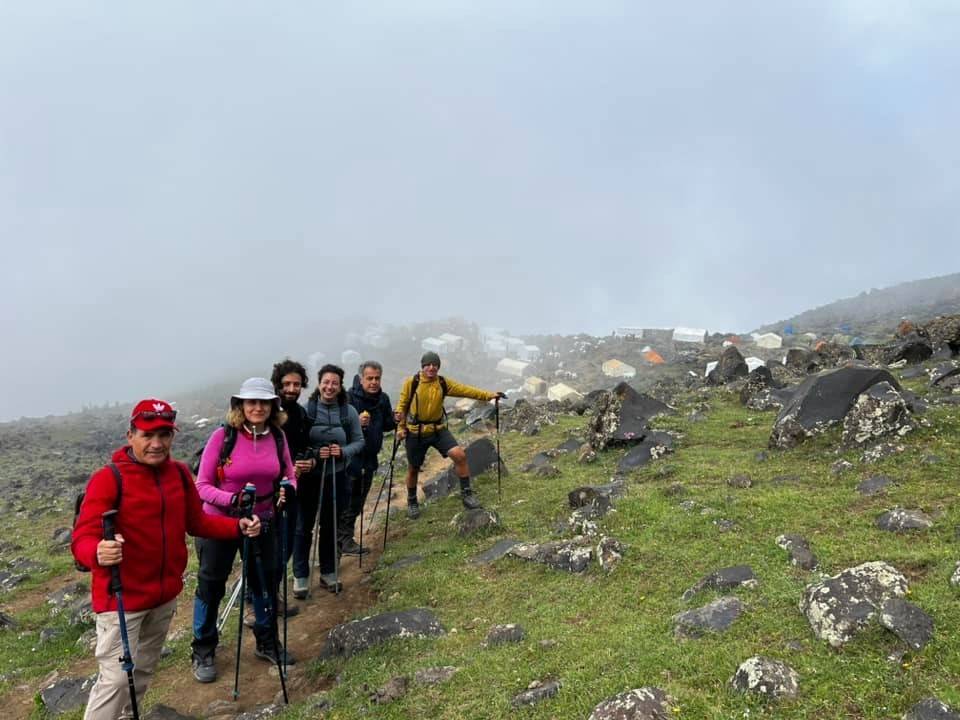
{"left": 642, "top": 349, "right": 665, "bottom": 364}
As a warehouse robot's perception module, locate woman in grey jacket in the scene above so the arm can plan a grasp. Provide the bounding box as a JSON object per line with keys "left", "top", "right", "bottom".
{"left": 292, "top": 364, "right": 364, "bottom": 595}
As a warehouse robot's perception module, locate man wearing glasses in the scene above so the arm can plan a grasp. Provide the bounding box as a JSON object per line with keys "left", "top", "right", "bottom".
{"left": 72, "top": 399, "right": 261, "bottom": 720}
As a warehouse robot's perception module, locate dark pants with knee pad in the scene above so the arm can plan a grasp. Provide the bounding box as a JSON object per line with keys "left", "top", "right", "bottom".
{"left": 339, "top": 457, "right": 378, "bottom": 546}
{"left": 293, "top": 464, "right": 349, "bottom": 578}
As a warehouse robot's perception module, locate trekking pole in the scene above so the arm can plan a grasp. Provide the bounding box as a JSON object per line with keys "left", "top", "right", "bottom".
{"left": 278, "top": 479, "right": 293, "bottom": 678}
{"left": 247, "top": 488, "right": 289, "bottom": 703}
{"left": 331, "top": 447, "right": 340, "bottom": 595}
{"left": 216, "top": 572, "right": 243, "bottom": 635}
{"left": 233, "top": 484, "right": 255, "bottom": 701}
{"left": 101, "top": 510, "right": 140, "bottom": 720}
{"left": 382, "top": 432, "right": 399, "bottom": 552}
{"left": 495, "top": 396, "right": 502, "bottom": 503}
{"left": 309, "top": 457, "right": 327, "bottom": 598}
{"left": 365, "top": 434, "right": 398, "bottom": 556}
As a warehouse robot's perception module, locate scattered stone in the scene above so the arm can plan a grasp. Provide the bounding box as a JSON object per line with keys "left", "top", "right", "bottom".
{"left": 769, "top": 367, "right": 902, "bottom": 449}
{"left": 413, "top": 666, "right": 458, "bottom": 685}
{"left": 903, "top": 698, "right": 960, "bottom": 719}
{"left": 521, "top": 452, "right": 554, "bottom": 472}
{"left": 775, "top": 534, "right": 818, "bottom": 570}
{"left": 370, "top": 676, "right": 408, "bottom": 704}
{"left": 511, "top": 678, "right": 562, "bottom": 708}
{"left": 534, "top": 463, "right": 561, "bottom": 477}
{"left": 50, "top": 527, "right": 72, "bottom": 546}
{"left": 857, "top": 475, "right": 894, "bottom": 496}
{"left": 452, "top": 508, "right": 500, "bottom": 536}
{"left": 951, "top": 561, "right": 960, "bottom": 588}
{"left": 142, "top": 705, "right": 198, "bottom": 720}
{"left": 470, "top": 539, "right": 520, "bottom": 565}
{"left": 772, "top": 474, "right": 802, "bottom": 485}
{"left": 880, "top": 598, "right": 934, "bottom": 650}
{"left": 800, "top": 561, "right": 908, "bottom": 647}
{"left": 616, "top": 432, "right": 674, "bottom": 473}
{"left": 682, "top": 565, "right": 757, "bottom": 601}
{"left": 569, "top": 486, "right": 614, "bottom": 510}
{"left": 861, "top": 441, "right": 906, "bottom": 463}
{"left": 930, "top": 363, "right": 960, "bottom": 389}
{"left": 707, "top": 345, "right": 749, "bottom": 385}
{"left": 730, "top": 656, "right": 799, "bottom": 700}
{"left": 674, "top": 597, "right": 745, "bottom": 638}
{"left": 389, "top": 554, "right": 425, "bottom": 571}
{"left": 877, "top": 508, "right": 934, "bottom": 532}
{"left": 663, "top": 483, "right": 685, "bottom": 497}
{"left": 679, "top": 500, "right": 699, "bottom": 512}
{"left": 557, "top": 437, "right": 585, "bottom": 453}
{"left": 754, "top": 451, "right": 768, "bottom": 462}
{"left": 233, "top": 703, "right": 284, "bottom": 719}
{"left": 47, "top": 582, "right": 88, "bottom": 613}
{"left": 39, "top": 676, "right": 96, "bottom": 715}
{"left": 39, "top": 628, "right": 64, "bottom": 644}
{"left": 0, "top": 611, "right": 17, "bottom": 629}
{"left": 302, "top": 693, "right": 331, "bottom": 714}
{"left": 831, "top": 459, "right": 854, "bottom": 475}
{"left": 508, "top": 538, "right": 593, "bottom": 574}
{"left": 588, "top": 687, "right": 674, "bottom": 720}
{"left": 900, "top": 366, "right": 927, "bottom": 380}
{"left": 486, "top": 623, "right": 525, "bottom": 646}
{"left": 714, "top": 518, "right": 737, "bottom": 532}
{"left": 320, "top": 609, "right": 444, "bottom": 658}
{"left": 423, "top": 437, "right": 506, "bottom": 500}
{"left": 727, "top": 474, "right": 752, "bottom": 489}
{"left": 596, "top": 536, "right": 625, "bottom": 572}
{"left": 921, "top": 453, "right": 942, "bottom": 464}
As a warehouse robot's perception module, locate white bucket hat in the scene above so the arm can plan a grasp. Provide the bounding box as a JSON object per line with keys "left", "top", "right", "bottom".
{"left": 232, "top": 377, "right": 279, "bottom": 401}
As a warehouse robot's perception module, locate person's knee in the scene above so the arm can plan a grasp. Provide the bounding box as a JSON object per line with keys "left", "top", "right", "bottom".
{"left": 448, "top": 447, "right": 466, "bottom": 464}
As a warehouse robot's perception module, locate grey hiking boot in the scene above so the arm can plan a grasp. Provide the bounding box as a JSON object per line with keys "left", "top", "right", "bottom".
{"left": 319, "top": 572, "right": 342, "bottom": 593}
{"left": 461, "top": 490, "right": 482, "bottom": 510}
{"left": 407, "top": 500, "right": 421, "bottom": 519}
{"left": 340, "top": 537, "right": 370, "bottom": 556}
{"left": 192, "top": 653, "right": 216, "bottom": 683}
{"left": 254, "top": 637, "right": 297, "bottom": 666}
{"left": 292, "top": 576, "right": 308, "bottom": 600}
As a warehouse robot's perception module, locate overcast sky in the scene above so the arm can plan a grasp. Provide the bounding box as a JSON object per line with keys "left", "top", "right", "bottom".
{"left": 1, "top": 1, "right": 958, "bottom": 420}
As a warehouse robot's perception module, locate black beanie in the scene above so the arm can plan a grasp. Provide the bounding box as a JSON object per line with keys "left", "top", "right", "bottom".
{"left": 420, "top": 351, "right": 441, "bottom": 367}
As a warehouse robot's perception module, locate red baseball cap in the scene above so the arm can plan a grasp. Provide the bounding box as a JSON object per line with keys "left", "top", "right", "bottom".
{"left": 130, "top": 398, "right": 178, "bottom": 431}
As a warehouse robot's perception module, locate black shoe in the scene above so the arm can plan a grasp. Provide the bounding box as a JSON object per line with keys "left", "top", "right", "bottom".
{"left": 254, "top": 640, "right": 297, "bottom": 666}
{"left": 319, "top": 572, "right": 343, "bottom": 593}
{"left": 407, "top": 501, "right": 421, "bottom": 519}
{"left": 192, "top": 653, "right": 216, "bottom": 683}
{"left": 341, "top": 538, "right": 370, "bottom": 556}
{"left": 461, "top": 491, "right": 482, "bottom": 510}
{"left": 278, "top": 603, "right": 300, "bottom": 618}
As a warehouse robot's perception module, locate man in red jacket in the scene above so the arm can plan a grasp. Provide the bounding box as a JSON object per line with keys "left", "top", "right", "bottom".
{"left": 72, "top": 399, "right": 261, "bottom": 720}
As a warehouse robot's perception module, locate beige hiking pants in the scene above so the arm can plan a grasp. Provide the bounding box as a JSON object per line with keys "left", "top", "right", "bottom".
{"left": 83, "top": 597, "right": 177, "bottom": 720}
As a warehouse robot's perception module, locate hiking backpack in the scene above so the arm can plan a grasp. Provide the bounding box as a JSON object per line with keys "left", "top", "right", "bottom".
{"left": 190, "top": 424, "right": 286, "bottom": 479}
{"left": 406, "top": 371, "right": 449, "bottom": 426}
{"left": 72, "top": 462, "right": 190, "bottom": 572}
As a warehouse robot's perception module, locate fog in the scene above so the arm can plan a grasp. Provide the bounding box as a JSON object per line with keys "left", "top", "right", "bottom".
{"left": 2, "top": 2, "right": 958, "bottom": 420}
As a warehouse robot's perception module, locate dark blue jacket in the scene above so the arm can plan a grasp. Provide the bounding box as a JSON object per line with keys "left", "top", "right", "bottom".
{"left": 347, "top": 375, "right": 396, "bottom": 467}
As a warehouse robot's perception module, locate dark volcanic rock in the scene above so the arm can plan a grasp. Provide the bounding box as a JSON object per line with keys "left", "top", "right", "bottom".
{"left": 508, "top": 538, "right": 593, "bottom": 573}
{"left": 370, "top": 676, "right": 408, "bottom": 704}
{"left": 470, "top": 539, "right": 520, "bottom": 565}
{"left": 784, "top": 348, "right": 819, "bottom": 373}
{"left": 841, "top": 381, "right": 912, "bottom": 446}
{"left": 587, "top": 383, "right": 672, "bottom": 450}
{"left": 511, "top": 679, "right": 562, "bottom": 708}
{"left": 903, "top": 698, "right": 960, "bottom": 720}
{"left": 453, "top": 508, "right": 500, "bottom": 536}
{"left": 707, "top": 345, "right": 749, "bottom": 385}
{"left": 877, "top": 507, "right": 933, "bottom": 532}
{"left": 673, "top": 597, "right": 745, "bottom": 638}
{"left": 730, "top": 656, "right": 799, "bottom": 700}
{"left": 485, "top": 623, "right": 525, "bottom": 646}
{"left": 588, "top": 687, "right": 673, "bottom": 720}
{"left": 800, "top": 561, "right": 907, "bottom": 647}
{"left": 775, "top": 534, "right": 818, "bottom": 570}
{"left": 682, "top": 565, "right": 757, "bottom": 601}
{"left": 857, "top": 475, "right": 894, "bottom": 496}
{"left": 884, "top": 333, "right": 933, "bottom": 365}
{"left": 414, "top": 666, "right": 458, "bottom": 685}
{"left": 40, "top": 676, "right": 95, "bottom": 715}
{"left": 423, "top": 437, "right": 505, "bottom": 500}
{"left": 143, "top": 706, "right": 198, "bottom": 720}
{"left": 769, "top": 367, "right": 902, "bottom": 449}
{"left": 880, "top": 598, "right": 934, "bottom": 650}
{"left": 616, "top": 432, "right": 674, "bottom": 472}
{"left": 321, "top": 609, "right": 444, "bottom": 658}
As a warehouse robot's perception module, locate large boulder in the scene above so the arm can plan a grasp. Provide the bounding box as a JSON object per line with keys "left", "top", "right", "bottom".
{"left": 884, "top": 333, "right": 933, "bottom": 364}
{"left": 903, "top": 698, "right": 960, "bottom": 719}
{"left": 587, "top": 383, "right": 672, "bottom": 450}
{"left": 840, "top": 381, "right": 913, "bottom": 446}
{"left": 784, "top": 348, "right": 819, "bottom": 374}
{"left": 769, "top": 367, "right": 902, "bottom": 449}
{"left": 320, "top": 609, "right": 444, "bottom": 658}
{"left": 423, "top": 437, "right": 506, "bottom": 500}
{"left": 879, "top": 597, "right": 934, "bottom": 650}
{"left": 739, "top": 366, "right": 789, "bottom": 410}
{"left": 616, "top": 432, "right": 674, "bottom": 473}
{"left": 920, "top": 314, "right": 960, "bottom": 355}
{"left": 707, "top": 346, "right": 749, "bottom": 385}
{"left": 799, "top": 561, "right": 908, "bottom": 647}
{"left": 588, "top": 687, "right": 674, "bottom": 720}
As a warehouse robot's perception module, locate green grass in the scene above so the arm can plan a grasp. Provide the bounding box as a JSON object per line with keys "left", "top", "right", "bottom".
{"left": 287, "top": 392, "right": 960, "bottom": 719}
{"left": 4, "top": 384, "right": 959, "bottom": 719}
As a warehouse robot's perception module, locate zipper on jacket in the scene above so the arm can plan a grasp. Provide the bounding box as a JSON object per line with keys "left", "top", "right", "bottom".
{"left": 155, "top": 467, "right": 167, "bottom": 607}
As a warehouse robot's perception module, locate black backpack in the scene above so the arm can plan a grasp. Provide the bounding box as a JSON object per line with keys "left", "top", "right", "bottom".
{"left": 306, "top": 400, "right": 355, "bottom": 445}
{"left": 72, "top": 462, "right": 190, "bottom": 572}
{"left": 406, "top": 371, "right": 449, "bottom": 426}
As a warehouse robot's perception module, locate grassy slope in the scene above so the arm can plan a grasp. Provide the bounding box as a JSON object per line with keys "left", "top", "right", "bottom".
{"left": 292, "top": 384, "right": 959, "bottom": 720}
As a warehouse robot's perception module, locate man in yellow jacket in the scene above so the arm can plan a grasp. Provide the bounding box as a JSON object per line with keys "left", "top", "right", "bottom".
{"left": 394, "top": 351, "right": 504, "bottom": 518}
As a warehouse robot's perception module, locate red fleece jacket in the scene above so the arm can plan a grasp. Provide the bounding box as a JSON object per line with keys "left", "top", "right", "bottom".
{"left": 72, "top": 446, "right": 241, "bottom": 613}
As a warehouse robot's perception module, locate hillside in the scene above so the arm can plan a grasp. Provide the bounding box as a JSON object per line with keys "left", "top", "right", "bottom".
{"left": 756, "top": 272, "right": 960, "bottom": 340}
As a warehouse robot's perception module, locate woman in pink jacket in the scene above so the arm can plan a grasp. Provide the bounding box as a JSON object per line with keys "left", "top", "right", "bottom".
{"left": 190, "top": 377, "right": 297, "bottom": 683}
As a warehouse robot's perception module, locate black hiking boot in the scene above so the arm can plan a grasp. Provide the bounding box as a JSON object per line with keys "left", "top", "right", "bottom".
{"left": 340, "top": 537, "right": 370, "bottom": 556}
{"left": 192, "top": 653, "right": 216, "bottom": 683}
{"left": 254, "top": 633, "right": 297, "bottom": 666}
{"left": 461, "top": 490, "right": 482, "bottom": 510}
{"left": 407, "top": 500, "right": 421, "bottom": 519}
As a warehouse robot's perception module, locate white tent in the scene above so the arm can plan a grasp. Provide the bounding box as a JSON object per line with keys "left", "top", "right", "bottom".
{"left": 602, "top": 359, "right": 637, "bottom": 378}
{"left": 547, "top": 383, "right": 583, "bottom": 402}
{"left": 421, "top": 337, "right": 449, "bottom": 354}
{"left": 673, "top": 327, "right": 707, "bottom": 344}
{"left": 496, "top": 358, "right": 530, "bottom": 378}
{"left": 754, "top": 332, "right": 783, "bottom": 349}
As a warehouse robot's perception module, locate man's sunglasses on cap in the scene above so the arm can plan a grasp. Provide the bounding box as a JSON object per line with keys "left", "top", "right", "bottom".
{"left": 134, "top": 410, "right": 177, "bottom": 422}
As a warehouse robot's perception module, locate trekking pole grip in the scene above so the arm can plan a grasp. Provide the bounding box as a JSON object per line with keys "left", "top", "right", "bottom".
{"left": 101, "top": 509, "right": 122, "bottom": 594}
{"left": 241, "top": 483, "right": 256, "bottom": 520}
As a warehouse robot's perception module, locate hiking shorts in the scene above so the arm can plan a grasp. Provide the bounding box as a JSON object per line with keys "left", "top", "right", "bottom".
{"left": 405, "top": 428, "right": 459, "bottom": 469}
